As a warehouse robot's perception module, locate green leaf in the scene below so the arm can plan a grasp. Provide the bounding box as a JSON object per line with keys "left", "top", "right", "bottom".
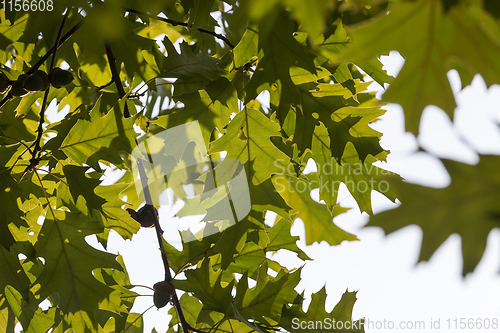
{"left": 211, "top": 217, "right": 253, "bottom": 270}
{"left": 273, "top": 174, "right": 357, "bottom": 246}
{"left": 233, "top": 28, "right": 259, "bottom": 69}
{"left": 162, "top": 230, "right": 221, "bottom": 275}
{"left": 94, "top": 256, "right": 139, "bottom": 332}
{"left": 167, "top": 293, "right": 203, "bottom": 330}
{"left": 213, "top": 241, "right": 267, "bottom": 280}
{"left": 94, "top": 183, "right": 140, "bottom": 241}
{"left": 105, "top": 22, "right": 157, "bottom": 80}
{"left": 314, "top": 22, "right": 393, "bottom": 87}
{"left": 208, "top": 110, "right": 294, "bottom": 252}
{"left": 0, "top": 12, "right": 28, "bottom": 56}
{"left": 282, "top": 0, "right": 332, "bottom": 40}
{"left": 245, "top": 11, "right": 316, "bottom": 108}
{"left": 173, "top": 258, "right": 235, "bottom": 314}
{"left": 210, "top": 108, "right": 293, "bottom": 185}
{"left": 212, "top": 217, "right": 310, "bottom": 280}
{"left": 156, "top": 37, "right": 226, "bottom": 83}
{"left": 249, "top": 177, "right": 292, "bottom": 219}
{"left": 0, "top": 99, "right": 37, "bottom": 146}
{"left": 311, "top": 123, "right": 398, "bottom": 214}
{"left": 0, "top": 246, "right": 31, "bottom": 302}
{"left": 34, "top": 211, "right": 121, "bottom": 330}
{"left": 60, "top": 97, "right": 137, "bottom": 170}
{"left": 244, "top": 0, "right": 332, "bottom": 40}
{"left": 188, "top": 0, "right": 216, "bottom": 33}
{"left": 337, "top": 0, "right": 500, "bottom": 134}
{"left": 368, "top": 155, "right": 500, "bottom": 275}
{"left": 153, "top": 77, "right": 238, "bottom": 151}
{"left": 0, "top": 168, "right": 23, "bottom": 248}
{"left": 266, "top": 217, "right": 310, "bottom": 260}
{"left": 4, "top": 285, "right": 34, "bottom": 330}
{"left": 280, "top": 287, "right": 364, "bottom": 332}
{"left": 25, "top": 307, "right": 59, "bottom": 333}
{"left": 290, "top": 66, "right": 385, "bottom": 161}
{"left": 234, "top": 263, "right": 300, "bottom": 322}
{"left": 56, "top": 165, "right": 106, "bottom": 217}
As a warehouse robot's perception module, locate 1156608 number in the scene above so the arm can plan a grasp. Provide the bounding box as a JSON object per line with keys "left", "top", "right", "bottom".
{"left": 2, "top": 0, "right": 53, "bottom": 11}
{"left": 447, "top": 318, "right": 499, "bottom": 330}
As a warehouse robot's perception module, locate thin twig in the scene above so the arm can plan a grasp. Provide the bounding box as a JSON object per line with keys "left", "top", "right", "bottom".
{"left": 27, "top": 19, "right": 84, "bottom": 76}
{"left": 0, "top": 92, "right": 13, "bottom": 109}
{"left": 134, "top": 153, "right": 203, "bottom": 333}
{"left": 0, "top": 19, "right": 84, "bottom": 110}
{"left": 123, "top": 305, "right": 154, "bottom": 332}
{"left": 21, "top": 13, "right": 69, "bottom": 180}
{"left": 190, "top": 326, "right": 208, "bottom": 333}
{"left": 125, "top": 8, "right": 235, "bottom": 49}
{"left": 33, "top": 169, "right": 57, "bottom": 221}
{"left": 96, "top": 78, "right": 114, "bottom": 90}
{"left": 104, "top": 41, "right": 131, "bottom": 118}
{"left": 0, "top": 131, "right": 33, "bottom": 152}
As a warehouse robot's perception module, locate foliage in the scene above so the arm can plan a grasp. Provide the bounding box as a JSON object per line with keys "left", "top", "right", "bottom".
{"left": 0, "top": 0, "right": 499, "bottom": 332}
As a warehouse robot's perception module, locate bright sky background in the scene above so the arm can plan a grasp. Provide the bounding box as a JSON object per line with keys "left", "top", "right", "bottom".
{"left": 95, "top": 52, "right": 500, "bottom": 333}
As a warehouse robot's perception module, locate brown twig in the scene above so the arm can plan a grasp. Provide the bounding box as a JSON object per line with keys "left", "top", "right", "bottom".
{"left": 0, "top": 19, "right": 84, "bottom": 110}
{"left": 125, "top": 8, "right": 235, "bottom": 49}
{"left": 27, "top": 19, "right": 84, "bottom": 76}
{"left": 0, "top": 90, "right": 13, "bottom": 109}
{"left": 134, "top": 156, "right": 200, "bottom": 333}
{"left": 21, "top": 13, "right": 69, "bottom": 180}
{"left": 104, "top": 41, "right": 131, "bottom": 118}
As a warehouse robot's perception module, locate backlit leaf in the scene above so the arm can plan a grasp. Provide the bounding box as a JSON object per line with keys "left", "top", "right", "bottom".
{"left": 368, "top": 155, "right": 500, "bottom": 275}
{"left": 60, "top": 97, "right": 137, "bottom": 170}
{"left": 273, "top": 174, "right": 356, "bottom": 245}
{"left": 34, "top": 211, "right": 121, "bottom": 330}
{"left": 338, "top": 0, "right": 500, "bottom": 134}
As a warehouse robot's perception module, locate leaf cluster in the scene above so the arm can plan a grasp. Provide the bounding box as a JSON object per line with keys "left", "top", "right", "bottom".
{"left": 0, "top": 0, "right": 499, "bottom": 332}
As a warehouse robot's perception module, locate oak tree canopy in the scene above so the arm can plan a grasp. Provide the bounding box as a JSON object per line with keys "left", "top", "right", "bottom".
{"left": 1, "top": 0, "right": 499, "bottom": 332}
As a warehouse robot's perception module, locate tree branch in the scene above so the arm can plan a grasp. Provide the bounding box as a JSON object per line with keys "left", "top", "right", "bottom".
{"left": 21, "top": 13, "right": 69, "bottom": 180}
{"left": 0, "top": 92, "right": 13, "bottom": 109}
{"left": 134, "top": 155, "right": 203, "bottom": 333}
{"left": 125, "top": 8, "right": 235, "bottom": 49}
{"left": 0, "top": 19, "right": 83, "bottom": 110}
{"left": 104, "top": 41, "right": 131, "bottom": 118}
{"left": 27, "top": 19, "right": 85, "bottom": 76}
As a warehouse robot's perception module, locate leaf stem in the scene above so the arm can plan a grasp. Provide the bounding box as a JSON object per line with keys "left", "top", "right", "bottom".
{"left": 125, "top": 8, "right": 235, "bottom": 49}
{"left": 123, "top": 305, "right": 154, "bottom": 332}
{"left": 21, "top": 12, "right": 69, "bottom": 180}
{"left": 27, "top": 19, "right": 84, "bottom": 76}
{"left": 0, "top": 19, "right": 84, "bottom": 110}
{"left": 133, "top": 152, "right": 204, "bottom": 333}
{"left": 104, "top": 41, "right": 131, "bottom": 118}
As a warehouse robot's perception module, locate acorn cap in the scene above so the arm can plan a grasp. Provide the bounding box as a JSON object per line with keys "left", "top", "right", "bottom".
{"left": 11, "top": 74, "right": 29, "bottom": 97}
{"left": 49, "top": 67, "right": 74, "bottom": 88}
{"left": 24, "top": 70, "right": 50, "bottom": 92}
{"left": 127, "top": 205, "right": 158, "bottom": 228}
{"left": 0, "top": 72, "right": 10, "bottom": 94}
{"left": 153, "top": 281, "right": 175, "bottom": 309}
